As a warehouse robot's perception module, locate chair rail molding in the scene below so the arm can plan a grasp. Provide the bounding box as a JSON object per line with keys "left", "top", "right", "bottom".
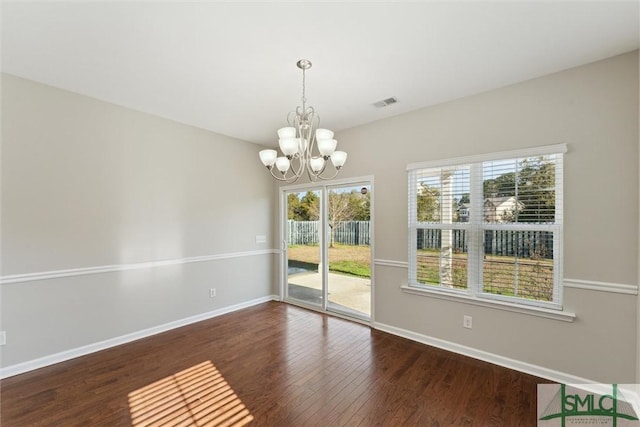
{"left": 1, "top": 249, "right": 280, "bottom": 285}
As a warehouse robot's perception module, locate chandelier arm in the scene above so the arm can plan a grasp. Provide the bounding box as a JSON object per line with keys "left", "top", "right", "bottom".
{"left": 266, "top": 165, "right": 303, "bottom": 183}
{"left": 306, "top": 168, "right": 315, "bottom": 182}
{"left": 287, "top": 111, "right": 297, "bottom": 127}
{"left": 267, "top": 167, "right": 292, "bottom": 182}
{"left": 314, "top": 167, "right": 342, "bottom": 181}
{"left": 277, "top": 172, "right": 301, "bottom": 184}
{"left": 290, "top": 155, "right": 305, "bottom": 180}
{"left": 305, "top": 107, "right": 318, "bottom": 155}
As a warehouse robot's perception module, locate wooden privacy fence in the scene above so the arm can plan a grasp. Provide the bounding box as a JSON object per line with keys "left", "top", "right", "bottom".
{"left": 288, "top": 220, "right": 320, "bottom": 245}
{"left": 289, "top": 221, "right": 552, "bottom": 257}
{"left": 417, "top": 229, "right": 554, "bottom": 259}
{"left": 288, "top": 220, "right": 371, "bottom": 246}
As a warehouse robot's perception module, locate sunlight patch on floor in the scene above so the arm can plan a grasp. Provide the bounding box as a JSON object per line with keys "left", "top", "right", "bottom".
{"left": 128, "top": 361, "right": 253, "bottom": 426}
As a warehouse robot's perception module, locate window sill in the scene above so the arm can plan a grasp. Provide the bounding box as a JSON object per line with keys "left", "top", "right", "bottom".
{"left": 400, "top": 285, "right": 576, "bottom": 322}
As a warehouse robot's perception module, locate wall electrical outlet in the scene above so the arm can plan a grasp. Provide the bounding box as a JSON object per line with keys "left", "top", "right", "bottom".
{"left": 0, "top": 331, "right": 6, "bottom": 345}
{"left": 209, "top": 288, "right": 216, "bottom": 298}
{"left": 463, "top": 315, "right": 473, "bottom": 329}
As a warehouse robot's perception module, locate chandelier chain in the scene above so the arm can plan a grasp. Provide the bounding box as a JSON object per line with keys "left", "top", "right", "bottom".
{"left": 301, "top": 67, "right": 307, "bottom": 108}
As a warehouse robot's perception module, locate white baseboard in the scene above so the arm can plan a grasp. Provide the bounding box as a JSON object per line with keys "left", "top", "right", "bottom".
{"left": 1, "top": 295, "right": 280, "bottom": 379}
{"left": 1, "top": 296, "right": 596, "bottom": 385}
{"left": 374, "top": 321, "right": 594, "bottom": 385}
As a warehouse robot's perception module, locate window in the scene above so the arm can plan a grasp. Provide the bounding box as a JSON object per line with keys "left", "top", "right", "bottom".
{"left": 408, "top": 144, "right": 565, "bottom": 309}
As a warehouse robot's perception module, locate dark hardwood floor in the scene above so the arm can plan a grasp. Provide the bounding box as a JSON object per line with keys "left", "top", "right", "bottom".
{"left": 1, "top": 302, "right": 550, "bottom": 426}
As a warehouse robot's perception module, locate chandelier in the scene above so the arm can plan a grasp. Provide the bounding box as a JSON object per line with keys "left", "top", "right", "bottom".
{"left": 258, "top": 59, "right": 347, "bottom": 183}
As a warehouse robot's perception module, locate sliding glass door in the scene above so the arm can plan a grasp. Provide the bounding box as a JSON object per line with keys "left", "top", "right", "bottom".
{"left": 285, "top": 189, "right": 323, "bottom": 307}
{"left": 284, "top": 180, "right": 372, "bottom": 321}
{"left": 326, "top": 184, "right": 371, "bottom": 318}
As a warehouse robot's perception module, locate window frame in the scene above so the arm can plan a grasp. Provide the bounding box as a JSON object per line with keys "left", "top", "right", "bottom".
{"left": 407, "top": 144, "right": 567, "bottom": 311}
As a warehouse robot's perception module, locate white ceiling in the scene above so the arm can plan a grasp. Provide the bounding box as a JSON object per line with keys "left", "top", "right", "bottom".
{"left": 2, "top": 1, "right": 639, "bottom": 147}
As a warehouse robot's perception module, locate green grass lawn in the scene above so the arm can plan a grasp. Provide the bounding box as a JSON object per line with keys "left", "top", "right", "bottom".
{"left": 329, "top": 260, "right": 371, "bottom": 277}
{"left": 417, "top": 248, "right": 554, "bottom": 301}
{"left": 288, "top": 244, "right": 371, "bottom": 278}
{"left": 288, "top": 244, "right": 553, "bottom": 301}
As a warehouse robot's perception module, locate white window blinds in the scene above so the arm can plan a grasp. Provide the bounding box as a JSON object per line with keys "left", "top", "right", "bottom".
{"left": 408, "top": 144, "right": 565, "bottom": 308}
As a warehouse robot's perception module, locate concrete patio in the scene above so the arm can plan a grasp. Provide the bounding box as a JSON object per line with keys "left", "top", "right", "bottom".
{"left": 287, "top": 271, "right": 371, "bottom": 317}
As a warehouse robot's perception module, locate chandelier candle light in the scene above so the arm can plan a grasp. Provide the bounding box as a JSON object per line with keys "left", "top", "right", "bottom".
{"left": 259, "top": 59, "right": 347, "bottom": 182}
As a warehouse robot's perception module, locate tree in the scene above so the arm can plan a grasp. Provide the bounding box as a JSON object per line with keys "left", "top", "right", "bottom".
{"left": 287, "top": 193, "right": 303, "bottom": 220}
{"left": 517, "top": 157, "right": 555, "bottom": 223}
{"left": 287, "top": 191, "right": 320, "bottom": 221}
{"left": 348, "top": 189, "right": 370, "bottom": 221}
{"left": 483, "top": 172, "right": 516, "bottom": 198}
{"left": 329, "top": 190, "right": 371, "bottom": 247}
{"left": 417, "top": 183, "right": 440, "bottom": 221}
{"left": 300, "top": 191, "right": 320, "bottom": 220}
{"left": 307, "top": 189, "right": 370, "bottom": 247}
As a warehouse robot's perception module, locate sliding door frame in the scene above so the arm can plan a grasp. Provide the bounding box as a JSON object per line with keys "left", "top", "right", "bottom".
{"left": 279, "top": 175, "right": 375, "bottom": 325}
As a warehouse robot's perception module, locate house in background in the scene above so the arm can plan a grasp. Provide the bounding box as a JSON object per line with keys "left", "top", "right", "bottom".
{"left": 1, "top": 2, "right": 638, "bottom": 388}
{"left": 483, "top": 196, "right": 524, "bottom": 223}
{"left": 457, "top": 203, "right": 470, "bottom": 222}
{"left": 457, "top": 197, "right": 524, "bottom": 223}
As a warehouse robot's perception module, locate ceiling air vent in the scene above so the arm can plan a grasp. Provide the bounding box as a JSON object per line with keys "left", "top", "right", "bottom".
{"left": 373, "top": 97, "right": 398, "bottom": 108}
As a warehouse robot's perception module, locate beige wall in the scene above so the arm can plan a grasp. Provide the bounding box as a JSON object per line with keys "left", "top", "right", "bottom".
{"left": 1, "top": 74, "right": 276, "bottom": 367}
{"left": 3, "top": 50, "right": 638, "bottom": 382}
{"left": 332, "top": 51, "right": 639, "bottom": 382}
